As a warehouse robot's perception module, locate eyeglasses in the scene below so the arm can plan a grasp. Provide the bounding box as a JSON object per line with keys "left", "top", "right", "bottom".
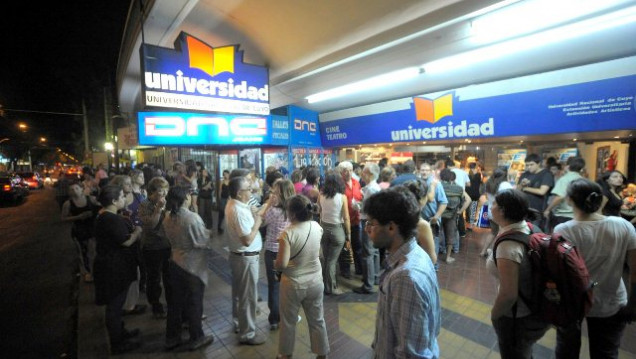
{"left": 365, "top": 221, "right": 383, "bottom": 229}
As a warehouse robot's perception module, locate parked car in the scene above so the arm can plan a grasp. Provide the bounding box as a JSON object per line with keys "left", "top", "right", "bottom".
{"left": 0, "top": 177, "right": 26, "bottom": 204}
{"left": 9, "top": 173, "right": 30, "bottom": 195}
{"left": 17, "top": 172, "right": 44, "bottom": 189}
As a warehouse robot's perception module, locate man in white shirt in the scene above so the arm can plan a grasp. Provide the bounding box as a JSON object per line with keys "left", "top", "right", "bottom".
{"left": 225, "top": 176, "right": 266, "bottom": 345}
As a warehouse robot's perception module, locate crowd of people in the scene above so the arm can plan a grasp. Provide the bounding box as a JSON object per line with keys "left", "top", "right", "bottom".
{"left": 54, "top": 153, "right": 636, "bottom": 358}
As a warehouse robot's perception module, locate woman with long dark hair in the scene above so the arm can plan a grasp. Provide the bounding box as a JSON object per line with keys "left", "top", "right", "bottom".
{"left": 258, "top": 179, "right": 295, "bottom": 330}
{"left": 162, "top": 186, "right": 214, "bottom": 351}
{"left": 318, "top": 173, "right": 350, "bottom": 295}
{"left": 486, "top": 189, "right": 550, "bottom": 358}
{"left": 480, "top": 167, "right": 514, "bottom": 257}
{"left": 275, "top": 195, "right": 328, "bottom": 359}
{"left": 598, "top": 170, "right": 627, "bottom": 216}
{"left": 93, "top": 185, "right": 143, "bottom": 354}
{"left": 553, "top": 178, "right": 636, "bottom": 359}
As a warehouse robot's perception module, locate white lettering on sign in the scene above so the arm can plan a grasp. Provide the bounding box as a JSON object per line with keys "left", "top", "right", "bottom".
{"left": 145, "top": 116, "right": 266, "bottom": 138}
{"left": 294, "top": 119, "right": 317, "bottom": 132}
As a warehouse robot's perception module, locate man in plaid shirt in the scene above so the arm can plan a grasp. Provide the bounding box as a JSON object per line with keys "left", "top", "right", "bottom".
{"left": 364, "top": 188, "right": 441, "bottom": 359}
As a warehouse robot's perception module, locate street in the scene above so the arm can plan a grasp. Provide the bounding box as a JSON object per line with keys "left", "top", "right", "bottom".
{"left": 0, "top": 186, "right": 78, "bottom": 358}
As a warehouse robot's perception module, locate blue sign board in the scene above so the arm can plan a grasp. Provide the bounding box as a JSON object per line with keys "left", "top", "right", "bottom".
{"left": 320, "top": 75, "right": 636, "bottom": 147}
{"left": 138, "top": 111, "right": 288, "bottom": 146}
{"left": 141, "top": 32, "right": 270, "bottom": 115}
{"left": 289, "top": 105, "right": 321, "bottom": 147}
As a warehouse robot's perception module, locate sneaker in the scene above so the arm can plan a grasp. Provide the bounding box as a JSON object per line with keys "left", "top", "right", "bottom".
{"left": 111, "top": 340, "right": 141, "bottom": 355}
{"left": 189, "top": 334, "right": 214, "bottom": 351}
{"left": 445, "top": 256, "right": 456, "bottom": 263}
{"left": 297, "top": 315, "right": 302, "bottom": 323}
{"left": 270, "top": 323, "right": 279, "bottom": 331}
{"left": 239, "top": 333, "right": 267, "bottom": 345}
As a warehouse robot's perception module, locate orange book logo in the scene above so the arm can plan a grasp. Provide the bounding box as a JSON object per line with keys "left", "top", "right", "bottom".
{"left": 414, "top": 94, "right": 453, "bottom": 124}
{"left": 186, "top": 35, "right": 234, "bottom": 77}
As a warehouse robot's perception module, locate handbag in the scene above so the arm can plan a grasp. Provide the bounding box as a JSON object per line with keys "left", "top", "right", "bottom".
{"left": 339, "top": 240, "right": 354, "bottom": 264}
{"left": 477, "top": 204, "right": 490, "bottom": 228}
{"left": 274, "top": 223, "right": 312, "bottom": 281}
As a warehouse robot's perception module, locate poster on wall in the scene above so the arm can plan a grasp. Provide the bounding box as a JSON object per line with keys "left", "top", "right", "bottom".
{"left": 292, "top": 148, "right": 307, "bottom": 168}
{"left": 263, "top": 149, "right": 289, "bottom": 175}
{"left": 497, "top": 149, "right": 526, "bottom": 183}
{"left": 543, "top": 148, "right": 578, "bottom": 165}
{"left": 595, "top": 146, "right": 612, "bottom": 180}
{"left": 239, "top": 148, "right": 260, "bottom": 176}
{"left": 219, "top": 151, "right": 238, "bottom": 177}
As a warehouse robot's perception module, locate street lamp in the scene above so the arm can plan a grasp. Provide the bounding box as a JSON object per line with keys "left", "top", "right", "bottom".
{"left": 40, "top": 137, "right": 46, "bottom": 143}
{"left": 18, "top": 123, "right": 27, "bottom": 131}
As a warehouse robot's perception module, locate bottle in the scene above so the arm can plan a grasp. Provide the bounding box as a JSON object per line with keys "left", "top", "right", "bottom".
{"left": 544, "top": 281, "right": 561, "bottom": 303}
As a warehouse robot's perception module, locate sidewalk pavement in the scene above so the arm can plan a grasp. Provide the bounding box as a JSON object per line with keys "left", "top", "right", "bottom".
{"left": 77, "top": 230, "right": 374, "bottom": 358}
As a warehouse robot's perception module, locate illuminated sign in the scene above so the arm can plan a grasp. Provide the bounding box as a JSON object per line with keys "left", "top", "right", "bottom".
{"left": 141, "top": 32, "right": 269, "bottom": 115}
{"left": 321, "top": 74, "right": 636, "bottom": 147}
{"left": 138, "top": 112, "right": 287, "bottom": 146}
{"left": 289, "top": 105, "right": 321, "bottom": 147}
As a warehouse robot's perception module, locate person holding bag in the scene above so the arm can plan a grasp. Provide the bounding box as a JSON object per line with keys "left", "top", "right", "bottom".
{"left": 258, "top": 179, "right": 295, "bottom": 330}
{"left": 275, "top": 195, "right": 328, "bottom": 359}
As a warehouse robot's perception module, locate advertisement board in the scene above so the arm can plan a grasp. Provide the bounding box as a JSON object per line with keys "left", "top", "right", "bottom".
{"left": 321, "top": 75, "right": 636, "bottom": 147}
{"left": 141, "top": 32, "right": 269, "bottom": 115}
{"left": 137, "top": 111, "right": 288, "bottom": 146}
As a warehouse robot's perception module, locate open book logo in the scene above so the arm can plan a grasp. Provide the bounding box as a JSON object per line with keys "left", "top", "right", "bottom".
{"left": 413, "top": 94, "right": 454, "bottom": 124}
{"left": 186, "top": 35, "right": 235, "bottom": 77}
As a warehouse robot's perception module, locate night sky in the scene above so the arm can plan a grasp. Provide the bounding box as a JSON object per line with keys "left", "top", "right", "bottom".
{"left": 0, "top": 1, "right": 131, "bottom": 154}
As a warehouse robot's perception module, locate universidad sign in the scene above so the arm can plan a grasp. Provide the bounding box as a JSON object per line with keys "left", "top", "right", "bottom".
{"left": 141, "top": 32, "right": 269, "bottom": 115}
{"left": 320, "top": 74, "right": 636, "bottom": 147}
{"left": 137, "top": 111, "right": 287, "bottom": 146}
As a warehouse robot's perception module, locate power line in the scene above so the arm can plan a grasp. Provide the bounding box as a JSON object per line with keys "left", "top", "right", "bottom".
{"left": 2, "top": 108, "right": 83, "bottom": 116}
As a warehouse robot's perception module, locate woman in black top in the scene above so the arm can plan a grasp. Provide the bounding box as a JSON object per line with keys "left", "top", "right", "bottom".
{"left": 217, "top": 169, "right": 230, "bottom": 234}
{"left": 598, "top": 170, "right": 626, "bottom": 216}
{"left": 93, "top": 185, "right": 143, "bottom": 354}
{"left": 61, "top": 181, "right": 99, "bottom": 282}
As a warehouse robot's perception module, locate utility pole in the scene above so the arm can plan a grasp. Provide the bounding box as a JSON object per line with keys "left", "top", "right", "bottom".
{"left": 82, "top": 99, "right": 89, "bottom": 161}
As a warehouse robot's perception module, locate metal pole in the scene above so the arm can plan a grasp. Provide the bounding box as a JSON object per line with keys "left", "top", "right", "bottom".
{"left": 82, "top": 99, "right": 90, "bottom": 162}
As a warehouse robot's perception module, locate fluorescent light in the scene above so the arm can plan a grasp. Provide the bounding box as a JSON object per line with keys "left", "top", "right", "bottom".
{"left": 424, "top": 5, "right": 636, "bottom": 74}
{"left": 471, "top": 0, "right": 632, "bottom": 44}
{"left": 306, "top": 67, "right": 422, "bottom": 103}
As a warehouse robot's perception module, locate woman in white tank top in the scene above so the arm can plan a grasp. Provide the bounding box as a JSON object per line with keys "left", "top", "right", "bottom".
{"left": 318, "top": 173, "right": 350, "bottom": 295}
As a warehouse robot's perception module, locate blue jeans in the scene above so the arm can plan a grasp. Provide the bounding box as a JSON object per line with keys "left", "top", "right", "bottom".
{"left": 440, "top": 215, "right": 459, "bottom": 253}
{"left": 360, "top": 220, "right": 380, "bottom": 291}
{"left": 264, "top": 250, "right": 280, "bottom": 325}
{"left": 556, "top": 312, "right": 627, "bottom": 359}
{"left": 166, "top": 262, "right": 205, "bottom": 343}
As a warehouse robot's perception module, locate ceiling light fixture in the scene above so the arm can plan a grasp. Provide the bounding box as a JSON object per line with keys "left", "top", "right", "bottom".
{"left": 470, "top": 0, "right": 631, "bottom": 44}
{"left": 424, "top": 5, "right": 636, "bottom": 74}
{"left": 306, "top": 67, "right": 422, "bottom": 103}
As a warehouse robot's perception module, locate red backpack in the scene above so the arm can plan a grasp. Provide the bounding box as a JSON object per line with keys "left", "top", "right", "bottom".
{"left": 493, "top": 224, "right": 595, "bottom": 327}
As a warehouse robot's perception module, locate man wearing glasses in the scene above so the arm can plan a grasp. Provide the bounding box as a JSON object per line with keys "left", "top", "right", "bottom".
{"left": 364, "top": 188, "right": 441, "bottom": 358}
{"left": 225, "top": 176, "right": 266, "bottom": 345}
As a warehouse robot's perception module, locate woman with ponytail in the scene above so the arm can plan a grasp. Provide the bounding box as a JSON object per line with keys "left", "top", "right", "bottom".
{"left": 162, "top": 186, "right": 214, "bottom": 351}
{"left": 553, "top": 178, "right": 636, "bottom": 359}
{"left": 274, "top": 195, "right": 329, "bottom": 359}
